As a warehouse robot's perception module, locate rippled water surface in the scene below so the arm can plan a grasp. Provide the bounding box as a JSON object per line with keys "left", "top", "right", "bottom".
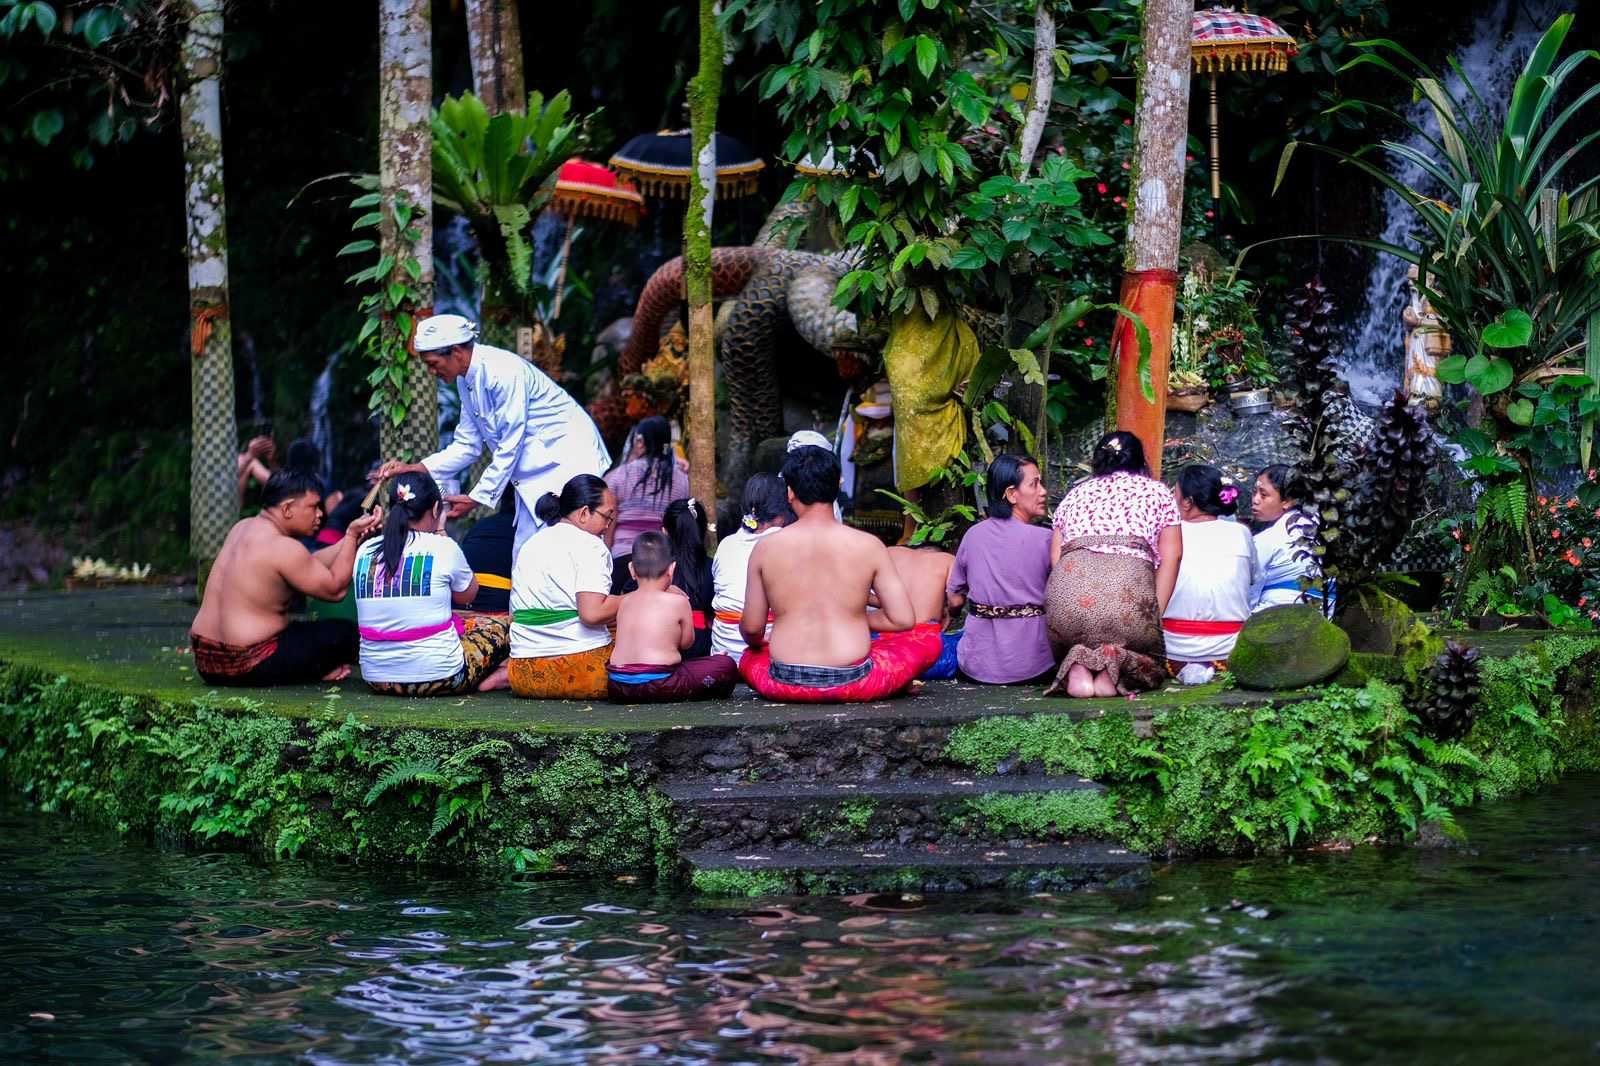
{"left": 3, "top": 777, "right": 1599, "bottom": 1063}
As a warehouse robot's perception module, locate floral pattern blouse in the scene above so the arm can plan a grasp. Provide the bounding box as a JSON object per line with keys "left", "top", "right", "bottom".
{"left": 1051, "top": 471, "right": 1182, "bottom": 566}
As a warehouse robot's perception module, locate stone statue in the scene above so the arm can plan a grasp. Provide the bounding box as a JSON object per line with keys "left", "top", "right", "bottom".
{"left": 1402, "top": 264, "right": 1447, "bottom": 407}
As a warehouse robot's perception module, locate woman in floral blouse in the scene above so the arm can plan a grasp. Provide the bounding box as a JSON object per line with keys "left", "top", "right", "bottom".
{"left": 1044, "top": 431, "right": 1182, "bottom": 697}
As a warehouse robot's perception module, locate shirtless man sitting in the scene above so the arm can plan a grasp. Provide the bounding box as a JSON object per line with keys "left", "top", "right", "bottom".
{"left": 606, "top": 532, "right": 738, "bottom": 703}
{"left": 887, "top": 544, "right": 962, "bottom": 681}
{"left": 738, "top": 446, "right": 943, "bottom": 703}
{"left": 190, "top": 470, "right": 383, "bottom": 686}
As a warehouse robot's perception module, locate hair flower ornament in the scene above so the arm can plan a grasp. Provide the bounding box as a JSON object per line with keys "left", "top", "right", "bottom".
{"left": 395, "top": 483, "right": 416, "bottom": 503}
{"left": 1219, "top": 485, "right": 1239, "bottom": 505}
{"left": 687, "top": 497, "right": 700, "bottom": 519}
{"left": 1105, "top": 437, "right": 1123, "bottom": 452}
{"left": 742, "top": 513, "right": 759, "bottom": 531}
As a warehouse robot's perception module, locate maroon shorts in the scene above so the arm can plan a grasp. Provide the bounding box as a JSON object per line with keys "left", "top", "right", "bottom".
{"left": 607, "top": 655, "right": 740, "bottom": 702}
{"left": 737, "top": 623, "right": 944, "bottom": 703}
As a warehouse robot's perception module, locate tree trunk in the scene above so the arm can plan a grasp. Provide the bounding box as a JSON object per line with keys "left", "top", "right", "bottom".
{"left": 464, "top": 0, "right": 525, "bottom": 115}
{"left": 685, "top": 0, "right": 722, "bottom": 543}
{"left": 1111, "top": 0, "right": 1192, "bottom": 478}
{"left": 1015, "top": 2, "right": 1056, "bottom": 177}
{"left": 379, "top": 0, "right": 437, "bottom": 460}
{"left": 181, "top": 0, "right": 237, "bottom": 574}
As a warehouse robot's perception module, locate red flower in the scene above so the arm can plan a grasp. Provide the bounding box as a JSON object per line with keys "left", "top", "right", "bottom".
{"left": 1114, "top": 196, "right": 1124, "bottom": 205}
{"left": 1539, "top": 496, "right": 1549, "bottom": 506}
{"left": 1582, "top": 597, "right": 1590, "bottom": 607}
{"left": 1553, "top": 529, "right": 1562, "bottom": 538}
{"left": 1584, "top": 538, "right": 1593, "bottom": 549}
{"left": 1204, "top": 210, "right": 1214, "bottom": 218}
{"left": 1084, "top": 337, "right": 1096, "bottom": 346}
{"left": 1096, "top": 182, "right": 1108, "bottom": 194}
{"left": 1568, "top": 498, "right": 1579, "bottom": 509}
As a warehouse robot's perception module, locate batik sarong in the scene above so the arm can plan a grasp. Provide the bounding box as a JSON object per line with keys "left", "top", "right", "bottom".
{"left": 366, "top": 614, "right": 511, "bottom": 697}
{"left": 1043, "top": 536, "right": 1166, "bottom": 695}
{"left": 508, "top": 642, "right": 613, "bottom": 700}
{"left": 739, "top": 622, "right": 943, "bottom": 703}
{"left": 606, "top": 655, "right": 740, "bottom": 703}
{"left": 191, "top": 620, "right": 357, "bottom": 687}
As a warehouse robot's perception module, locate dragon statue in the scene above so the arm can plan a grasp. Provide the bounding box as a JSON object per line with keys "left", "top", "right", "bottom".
{"left": 609, "top": 244, "right": 866, "bottom": 490}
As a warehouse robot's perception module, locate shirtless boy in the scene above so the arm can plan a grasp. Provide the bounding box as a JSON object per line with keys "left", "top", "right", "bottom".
{"left": 738, "top": 447, "right": 943, "bottom": 702}
{"left": 190, "top": 470, "right": 382, "bottom": 686}
{"left": 606, "top": 533, "right": 738, "bottom": 702}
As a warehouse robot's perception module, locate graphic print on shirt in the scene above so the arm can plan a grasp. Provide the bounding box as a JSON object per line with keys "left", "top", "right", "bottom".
{"left": 354, "top": 553, "right": 436, "bottom": 599}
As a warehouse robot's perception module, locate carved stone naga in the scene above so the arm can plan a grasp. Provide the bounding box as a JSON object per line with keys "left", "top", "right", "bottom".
{"left": 616, "top": 231, "right": 864, "bottom": 489}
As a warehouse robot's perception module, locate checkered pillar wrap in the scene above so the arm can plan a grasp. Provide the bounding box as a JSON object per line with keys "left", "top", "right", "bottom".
{"left": 190, "top": 311, "right": 238, "bottom": 560}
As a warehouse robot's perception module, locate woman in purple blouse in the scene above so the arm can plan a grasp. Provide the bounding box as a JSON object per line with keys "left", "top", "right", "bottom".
{"left": 946, "top": 454, "right": 1057, "bottom": 684}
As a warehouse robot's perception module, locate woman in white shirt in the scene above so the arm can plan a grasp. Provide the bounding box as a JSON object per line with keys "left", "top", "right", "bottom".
{"left": 1249, "top": 464, "right": 1325, "bottom": 612}
{"left": 710, "top": 474, "right": 792, "bottom": 663}
{"left": 1162, "top": 465, "right": 1259, "bottom": 683}
{"left": 507, "top": 474, "right": 622, "bottom": 700}
{"left": 356, "top": 472, "right": 510, "bottom": 696}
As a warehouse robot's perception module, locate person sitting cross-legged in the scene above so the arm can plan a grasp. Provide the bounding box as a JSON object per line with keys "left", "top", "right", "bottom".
{"left": 886, "top": 544, "right": 961, "bottom": 680}
{"left": 737, "top": 446, "right": 942, "bottom": 702}
{"left": 189, "top": 469, "right": 382, "bottom": 686}
{"left": 355, "top": 471, "right": 511, "bottom": 696}
{"left": 606, "top": 532, "right": 739, "bottom": 702}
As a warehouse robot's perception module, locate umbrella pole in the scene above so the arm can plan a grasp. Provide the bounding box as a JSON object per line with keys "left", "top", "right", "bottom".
{"left": 1208, "top": 72, "right": 1221, "bottom": 202}
{"left": 551, "top": 211, "right": 576, "bottom": 319}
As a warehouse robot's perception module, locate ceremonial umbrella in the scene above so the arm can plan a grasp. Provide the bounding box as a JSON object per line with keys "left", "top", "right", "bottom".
{"left": 550, "top": 158, "right": 646, "bottom": 225}
{"left": 608, "top": 129, "right": 765, "bottom": 200}
{"left": 547, "top": 159, "right": 645, "bottom": 316}
{"left": 1191, "top": 8, "right": 1298, "bottom": 200}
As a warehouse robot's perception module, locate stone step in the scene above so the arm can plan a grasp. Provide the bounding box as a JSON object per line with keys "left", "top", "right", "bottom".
{"left": 683, "top": 841, "right": 1149, "bottom": 896}
{"left": 660, "top": 772, "right": 1102, "bottom": 806}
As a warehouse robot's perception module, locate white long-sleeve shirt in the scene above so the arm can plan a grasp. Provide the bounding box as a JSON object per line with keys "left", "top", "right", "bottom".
{"left": 420, "top": 343, "right": 610, "bottom": 522}
{"left": 1250, "top": 511, "right": 1322, "bottom": 611}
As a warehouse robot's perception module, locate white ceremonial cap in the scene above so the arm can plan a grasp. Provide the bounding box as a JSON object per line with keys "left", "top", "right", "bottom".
{"left": 787, "top": 429, "right": 833, "bottom": 452}
{"left": 414, "top": 314, "right": 478, "bottom": 352}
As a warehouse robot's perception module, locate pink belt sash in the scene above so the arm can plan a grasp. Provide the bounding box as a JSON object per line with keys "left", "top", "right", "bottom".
{"left": 359, "top": 615, "right": 466, "bottom": 642}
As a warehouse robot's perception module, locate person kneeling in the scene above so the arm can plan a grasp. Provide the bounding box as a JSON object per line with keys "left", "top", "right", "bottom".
{"left": 507, "top": 475, "right": 621, "bottom": 700}
{"left": 737, "top": 446, "right": 942, "bottom": 703}
{"left": 356, "top": 472, "right": 510, "bottom": 696}
{"left": 189, "top": 470, "right": 382, "bottom": 686}
{"left": 607, "top": 533, "right": 738, "bottom": 702}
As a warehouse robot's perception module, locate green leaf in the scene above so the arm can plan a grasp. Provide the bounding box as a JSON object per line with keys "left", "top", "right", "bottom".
{"left": 30, "top": 1, "right": 55, "bottom": 36}
{"left": 1272, "top": 141, "right": 1299, "bottom": 196}
{"left": 29, "top": 108, "right": 62, "bottom": 146}
{"left": 336, "top": 239, "right": 377, "bottom": 257}
{"left": 1436, "top": 354, "right": 1468, "bottom": 384}
{"left": 1465, "top": 355, "right": 1515, "bottom": 396}
{"left": 1008, "top": 348, "right": 1045, "bottom": 386}
{"left": 1481, "top": 309, "right": 1533, "bottom": 349}
{"left": 78, "top": 5, "right": 119, "bottom": 47}
{"left": 914, "top": 36, "right": 937, "bottom": 80}
{"left": 1505, "top": 398, "right": 1535, "bottom": 426}
{"left": 351, "top": 211, "right": 383, "bottom": 230}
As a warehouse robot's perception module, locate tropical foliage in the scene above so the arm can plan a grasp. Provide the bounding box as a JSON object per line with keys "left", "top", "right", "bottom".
{"left": 1273, "top": 14, "right": 1600, "bottom": 577}
{"left": 431, "top": 89, "right": 588, "bottom": 341}
{"left": 339, "top": 182, "right": 429, "bottom": 434}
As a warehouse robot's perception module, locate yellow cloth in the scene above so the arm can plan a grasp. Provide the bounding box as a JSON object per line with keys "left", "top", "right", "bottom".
{"left": 883, "top": 308, "right": 980, "bottom": 491}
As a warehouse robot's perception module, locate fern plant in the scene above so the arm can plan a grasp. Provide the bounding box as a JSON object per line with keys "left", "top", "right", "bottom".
{"left": 362, "top": 740, "right": 512, "bottom": 855}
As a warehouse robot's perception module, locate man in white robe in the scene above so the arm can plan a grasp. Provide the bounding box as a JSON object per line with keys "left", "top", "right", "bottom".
{"left": 378, "top": 314, "right": 610, "bottom": 559}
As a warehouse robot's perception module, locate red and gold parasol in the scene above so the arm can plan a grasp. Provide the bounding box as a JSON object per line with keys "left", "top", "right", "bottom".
{"left": 550, "top": 159, "right": 646, "bottom": 226}
{"left": 1191, "top": 8, "right": 1298, "bottom": 200}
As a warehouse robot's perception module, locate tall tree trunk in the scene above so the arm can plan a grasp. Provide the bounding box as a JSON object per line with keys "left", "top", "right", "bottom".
{"left": 1109, "top": 0, "right": 1192, "bottom": 479}
{"left": 464, "top": 0, "right": 525, "bottom": 115}
{"left": 379, "top": 0, "right": 437, "bottom": 460}
{"left": 181, "top": 0, "right": 236, "bottom": 576}
{"left": 1015, "top": 2, "right": 1056, "bottom": 178}
{"left": 685, "top": 0, "right": 722, "bottom": 541}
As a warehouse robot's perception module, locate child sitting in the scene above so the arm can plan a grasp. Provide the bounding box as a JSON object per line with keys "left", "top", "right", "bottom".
{"left": 1162, "top": 465, "right": 1259, "bottom": 685}
{"left": 607, "top": 533, "right": 739, "bottom": 702}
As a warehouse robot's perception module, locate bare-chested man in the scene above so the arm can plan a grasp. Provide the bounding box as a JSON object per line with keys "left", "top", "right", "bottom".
{"left": 190, "top": 470, "right": 383, "bottom": 686}
{"left": 887, "top": 544, "right": 964, "bottom": 681}
{"left": 738, "top": 446, "right": 943, "bottom": 702}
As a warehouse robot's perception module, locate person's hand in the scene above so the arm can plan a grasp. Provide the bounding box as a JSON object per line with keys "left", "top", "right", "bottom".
{"left": 442, "top": 494, "right": 476, "bottom": 520}
{"left": 346, "top": 508, "right": 384, "bottom": 540}
{"left": 373, "top": 460, "right": 422, "bottom": 482}
{"left": 246, "top": 435, "right": 276, "bottom": 462}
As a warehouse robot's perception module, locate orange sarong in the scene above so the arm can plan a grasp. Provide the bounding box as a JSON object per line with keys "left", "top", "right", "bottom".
{"left": 507, "top": 643, "right": 613, "bottom": 700}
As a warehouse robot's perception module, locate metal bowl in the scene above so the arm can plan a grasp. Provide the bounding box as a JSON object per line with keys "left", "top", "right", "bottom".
{"left": 1229, "top": 388, "right": 1273, "bottom": 416}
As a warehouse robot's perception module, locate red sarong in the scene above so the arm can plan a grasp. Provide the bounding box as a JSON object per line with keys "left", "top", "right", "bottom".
{"left": 738, "top": 622, "right": 943, "bottom": 704}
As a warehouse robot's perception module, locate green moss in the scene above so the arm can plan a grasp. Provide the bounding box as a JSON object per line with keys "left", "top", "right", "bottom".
{"left": 1230, "top": 605, "right": 1350, "bottom": 690}
{"left": 1330, "top": 651, "right": 1408, "bottom": 687}
{"left": 959, "top": 790, "right": 1115, "bottom": 839}
{"left": 944, "top": 709, "right": 1146, "bottom": 778}
{"left": 836, "top": 800, "right": 876, "bottom": 834}
{"left": 690, "top": 868, "right": 792, "bottom": 897}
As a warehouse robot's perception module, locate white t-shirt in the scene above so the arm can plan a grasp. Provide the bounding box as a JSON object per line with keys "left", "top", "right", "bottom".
{"left": 1163, "top": 518, "right": 1259, "bottom": 662}
{"left": 709, "top": 526, "right": 782, "bottom": 663}
{"left": 510, "top": 521, "right": 614, "bottom": 658}
{"left": 354, "top": 532, "right": 474, "bottom": 683}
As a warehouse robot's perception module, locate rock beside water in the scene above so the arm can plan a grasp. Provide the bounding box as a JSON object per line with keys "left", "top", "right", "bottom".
{"left": 1229, "top": 605, "right": 1351, "bottom": 690}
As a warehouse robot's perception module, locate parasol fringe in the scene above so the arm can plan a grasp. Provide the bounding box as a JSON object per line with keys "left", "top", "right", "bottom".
{"left": 1190, "top": 42, "right": 1295, "bottom": 75}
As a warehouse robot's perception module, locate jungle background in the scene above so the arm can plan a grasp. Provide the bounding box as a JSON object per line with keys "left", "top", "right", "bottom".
{"left": 0, "top": 0, "right": 1591, "bottom": 581}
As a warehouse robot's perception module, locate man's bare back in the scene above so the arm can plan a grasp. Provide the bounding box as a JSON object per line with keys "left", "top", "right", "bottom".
{"left": 887, "top": 545, "right": 955, "bottom": 625}
{"left": 744, "top": 516, "right": 916, "bottom": 667}
{"left": 611, "top": 586, "right": 692, "bottom": 667}
{"left": 191, "top": 501, "right": 379, "bottom": 647}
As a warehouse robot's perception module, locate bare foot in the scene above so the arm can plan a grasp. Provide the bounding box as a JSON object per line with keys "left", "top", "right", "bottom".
{"left": 1091, "top": 670, "right": 1118, "bottom": 698}
{"left": 476, "top": 663, "right": 510, "bottom": 692}
{"left": 322, "top": 664, "right": 351, "bottom": 682}
{"left": 1066, "top": 663, "right": 1096, "bottom": 699}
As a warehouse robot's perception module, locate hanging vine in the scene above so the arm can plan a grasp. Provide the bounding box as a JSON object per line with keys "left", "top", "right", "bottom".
{"left": 338, "top": 182, "right": 426, "bottom": 435}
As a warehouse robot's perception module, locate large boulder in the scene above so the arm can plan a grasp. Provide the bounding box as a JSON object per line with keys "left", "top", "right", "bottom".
{"left": 1336, "top": 586, "right": 1415, "bottom": 655}
{"left": 1229, "top": 605, "right": 1351, "bottom": 690}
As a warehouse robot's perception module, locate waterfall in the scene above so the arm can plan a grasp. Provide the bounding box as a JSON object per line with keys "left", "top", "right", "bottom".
{"left": 1343, "top": 0, "right": 1568, "bottom": 404}
{"left": 309, "top": 347, "right": 342, "bottom": 484}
